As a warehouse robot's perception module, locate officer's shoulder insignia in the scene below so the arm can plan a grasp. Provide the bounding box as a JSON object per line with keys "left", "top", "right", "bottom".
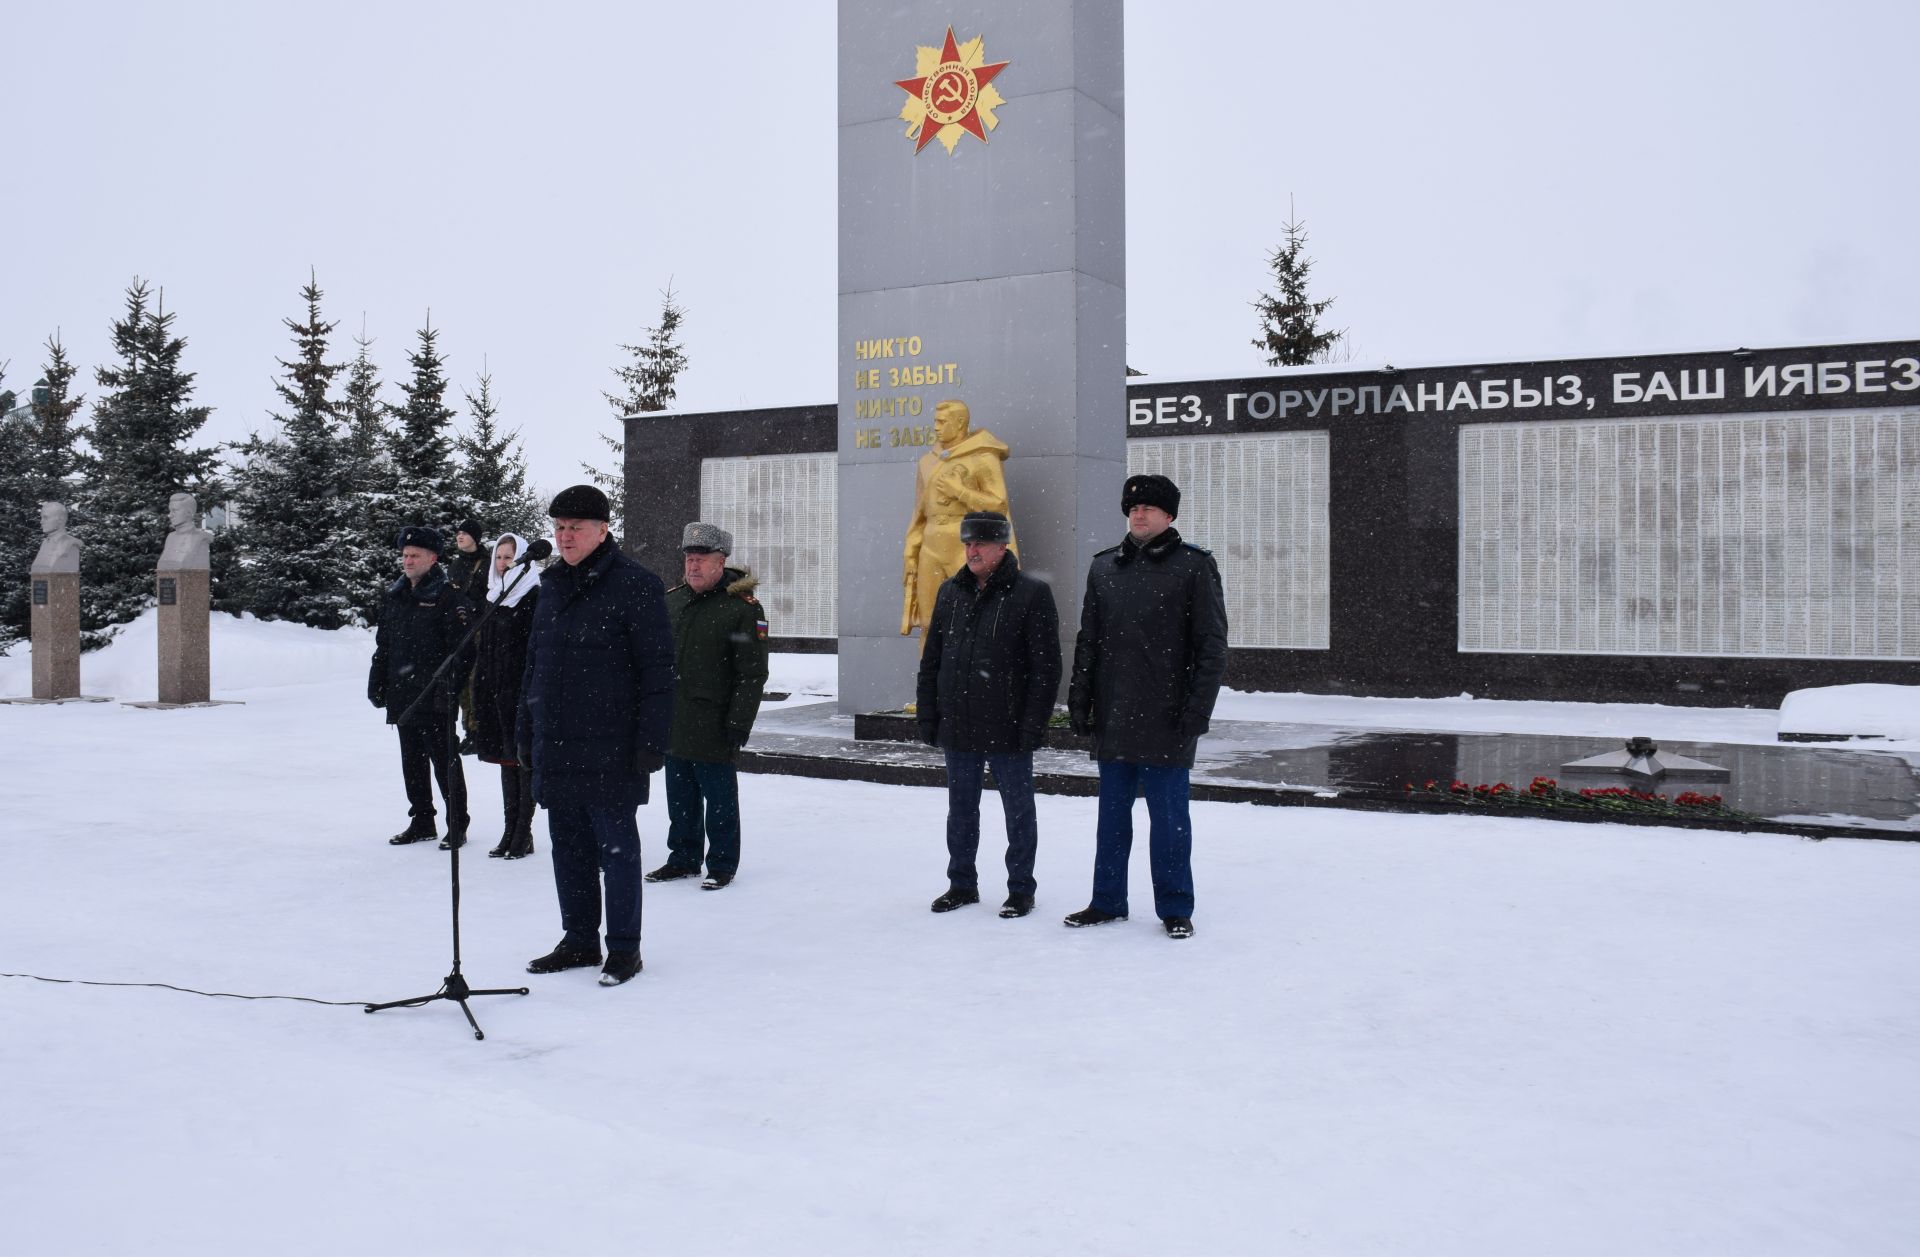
{"left": 736, "top": 591, "right": 759, "bottom": 605}
{"left": 667, "top": 582, "right": 688, "bottom": 593}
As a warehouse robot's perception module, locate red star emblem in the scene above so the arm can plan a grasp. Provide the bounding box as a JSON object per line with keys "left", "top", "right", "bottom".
{"left": 894, "top": 26, "right": 1010, "bottom": 154}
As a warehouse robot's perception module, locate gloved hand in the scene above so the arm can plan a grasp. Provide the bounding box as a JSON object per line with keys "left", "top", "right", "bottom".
{"left": 728, "top": 726, "right": 752, "bottom": 751}
{"left": 1068, "top": 709, "right": 1094, "bottom": 736}
{"left": 635, "top": 747, "right": 664, "bottom": 777}
{"left": 917, "top": 722, "right": 939, "bottom": 747}
{"left": 1017, "top": 726, "right": 1045, "bottom": 752}
{"left": 368, "top": 682, "right": 386, "bottom": 710}
{"left": 1178, "top": 710, "right": 1210, "bottom": 741}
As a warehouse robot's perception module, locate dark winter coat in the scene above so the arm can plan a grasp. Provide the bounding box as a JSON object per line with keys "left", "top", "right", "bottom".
{"left": 665, "top": 568, "right": 770, "bottom": 764}
{"left": 1068, "top": 527, "right": 1229, "bottom": 768}
{"left": 445, "top": 545, "right": 485, "bottom": 602}
{"left": 471, "top": 586, "right": 538, "bottom": 765}
{"left": 916, "top": 551, "right": 1062, "bottom": 754}
{"left": 368, "top": 565, "right": 472, "bottom": 727}
{"left": 516, "top": 536, "right": 675, "bottom": 809}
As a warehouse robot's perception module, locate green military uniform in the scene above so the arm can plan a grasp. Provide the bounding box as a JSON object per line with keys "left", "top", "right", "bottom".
{"left": 665, "top": 569, "right": 770, "bottom": 762}
{"left": 659, "top": 568, "right": 770, "bottom": 883}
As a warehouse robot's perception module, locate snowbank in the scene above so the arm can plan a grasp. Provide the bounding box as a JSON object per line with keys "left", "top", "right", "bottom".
{"left": 1779, "top": 683, "right": 1920, "bottom": 741}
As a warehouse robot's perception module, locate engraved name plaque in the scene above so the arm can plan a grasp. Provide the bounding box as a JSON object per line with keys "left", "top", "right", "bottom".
{"left": 33, "top": 580, "right": 48, "bottom": 606}
{"left": 159, "top": 578, "right": 177, "bottom": 606}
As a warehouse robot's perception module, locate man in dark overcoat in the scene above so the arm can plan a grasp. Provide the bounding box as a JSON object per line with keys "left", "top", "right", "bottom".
{"left": 646, "top": 522, "right": 769, "bottom": 891}
{"left": 368, "top": 525, "right": 473, "bottom": 848}
{"left": 1065, "top": 475, "right": 1228, "bottom": 939}
{"left": 915, "top": 511, "right": 1061, "bottom": 918}
{"left": 516, "top": 486, "right": 675, "bottom": 987}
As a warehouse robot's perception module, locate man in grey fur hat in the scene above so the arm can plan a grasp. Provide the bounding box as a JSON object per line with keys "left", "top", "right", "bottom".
{"left": 646, "top": 522, "right": 770, "bottom": 891}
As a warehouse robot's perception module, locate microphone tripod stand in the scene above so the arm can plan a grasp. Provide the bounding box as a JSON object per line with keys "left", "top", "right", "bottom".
{"left": 366, "top": 552, "right": 545, "bottom": 1039}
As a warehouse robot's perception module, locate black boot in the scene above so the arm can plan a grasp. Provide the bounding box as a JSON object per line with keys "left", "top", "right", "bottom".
{"left": 598, "top": 950, "right": 643, "bottom": 986}
{"left": 526, "top": 941, "right": 602, "bottom": 974}
{"left": 1063, "top": 906, "right": 1127, "bottom": 928}
{"left": 389, "top": 824, "right": 436, "bottom": 846}
{"left": 930, "top": 887, "right": 980, "bottom": 913}
{"left": 490, "top": 767, "right": 520, "bottom": 857}
{"left": 999, "top": 894, "right": 1035, "bottom": 918}
{"left": 502, "top": 768, "right": 536, "bottom": 859}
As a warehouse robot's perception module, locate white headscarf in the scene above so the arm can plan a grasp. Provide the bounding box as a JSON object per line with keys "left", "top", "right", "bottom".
{"left": 485, "top": 532, "right": 540, "bottom": 608}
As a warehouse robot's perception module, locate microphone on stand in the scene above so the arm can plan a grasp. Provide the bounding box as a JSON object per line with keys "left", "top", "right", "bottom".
{"left": 513, "top": 539, "right": 554, "bottom": 566}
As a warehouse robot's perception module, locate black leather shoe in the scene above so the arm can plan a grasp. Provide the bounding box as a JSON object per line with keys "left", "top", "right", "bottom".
{"left": 701, "top": 873, "right": 733, "bottom": 891}
{"left": 388, "top": 827, "right": 437, "bottom": 846}
{"left": 486, "top": 838, "right": 512, "bottom": 858}
{"left": 930, "top": 888, "right": 980, "bottom": 913}
{"left": 1063, "top": 906, "right": 1127, "bottom": 928}
{"left": 1162, "top": 916, "right": 1195, "bottom": 939}
{"left": 526, "top": 942, "right": 602, "bottom": 974}
{"left": 999, "top": 894, "right": 1035, "bottom": 918}
{"left": 645, "top": 863, "right": 701, "bottom": 883}
{"left": 438, "top": 833, "right": 467, "bottom": 850}
{"left": 598, "top": 951, "right": 643, "bottom": 986}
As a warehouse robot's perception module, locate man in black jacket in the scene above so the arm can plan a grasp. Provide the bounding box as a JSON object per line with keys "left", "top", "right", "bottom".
{"left": 368, "top": 526, "right": 473, "bottom": 848}
{"left": 1065, "top": 475, "right": 1228, "bottom": 939}
{"left": 916, "top": 511, "right": 1061, "bottom": 918}
{"left": 516, "top": 486, "right": 675, "bottom": 988}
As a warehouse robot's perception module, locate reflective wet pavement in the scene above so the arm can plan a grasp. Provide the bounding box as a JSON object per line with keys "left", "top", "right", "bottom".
{"left": 749, "top": 703, "right": 1920, "bottom": 838}
{"left": 1213, "top": 731, "right": 1920, "bottom": 832}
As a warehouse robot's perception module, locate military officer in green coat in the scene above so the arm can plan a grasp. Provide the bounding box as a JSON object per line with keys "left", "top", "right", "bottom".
{"left": 646, "top": 522, "right": 771, "bottom": 890}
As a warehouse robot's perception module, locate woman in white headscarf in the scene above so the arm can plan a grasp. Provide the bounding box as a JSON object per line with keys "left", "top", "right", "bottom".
{"left": 471, "top": 532, "right": 542, "bottom": 858}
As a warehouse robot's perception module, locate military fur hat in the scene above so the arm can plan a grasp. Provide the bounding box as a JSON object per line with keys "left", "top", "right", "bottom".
{"left": 681, "top": 521, "right": 734, "bottom": 555}
{"left": 1121, "top": 473, "right": 1180, "bottom": 520}
{"left": 958, "top": 511, "right": 1012, "bottom": 544}
{"left": 547, "top": 484, "right": 611, "bottom": 521}
{"left": 397, "top": 525, "right": 444, "bottom": 555}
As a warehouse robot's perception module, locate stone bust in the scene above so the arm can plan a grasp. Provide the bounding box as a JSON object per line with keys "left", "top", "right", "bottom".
{"left": 157, "top": 492, "right": 213, "bottom": 571}
{"left": 30, "top": 501, "right": 81, "bottom": 574}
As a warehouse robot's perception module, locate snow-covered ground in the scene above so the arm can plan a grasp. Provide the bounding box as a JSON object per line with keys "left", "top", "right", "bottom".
{"left": 3, "top": 618, "right": 1918, "bottom": 1255}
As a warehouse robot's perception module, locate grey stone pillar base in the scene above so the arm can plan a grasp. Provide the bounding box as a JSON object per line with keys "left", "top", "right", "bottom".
{"left": 28, "top": 571, "right": 81, "bottom": 700}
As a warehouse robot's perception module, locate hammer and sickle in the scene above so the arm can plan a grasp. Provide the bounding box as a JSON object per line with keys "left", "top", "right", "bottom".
{"left": 934, "top": 74, "right": 967, "bottom": 109}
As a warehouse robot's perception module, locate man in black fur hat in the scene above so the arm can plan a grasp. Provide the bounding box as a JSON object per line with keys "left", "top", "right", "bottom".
{"left": 1064, "top": 475, "right": 1228, "bottom": 939}
{"left": 368, "top": 526, "right": 473, "bottom": 848}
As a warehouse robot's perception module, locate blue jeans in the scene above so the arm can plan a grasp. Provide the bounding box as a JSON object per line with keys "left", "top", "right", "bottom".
{"left": 944, "top": 750, "right": 1039, "bottom": 897}
{"left": 1091, "top": 761, "right": 1194, "bottom": 920}
{"left": 664, "top": 756, "right": 741, "bottom": 877}
{"left": 545, "top": 803, "right": 643, "bottom": 953}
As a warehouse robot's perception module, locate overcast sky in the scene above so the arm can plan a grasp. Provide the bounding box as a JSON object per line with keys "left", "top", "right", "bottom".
{"left": 6, "top": 1, "right": 1914, "bottom": 496}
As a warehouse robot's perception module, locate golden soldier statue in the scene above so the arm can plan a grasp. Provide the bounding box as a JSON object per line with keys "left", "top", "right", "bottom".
{"left": 901, "top": 399, "right": 1015, "bottom": 640}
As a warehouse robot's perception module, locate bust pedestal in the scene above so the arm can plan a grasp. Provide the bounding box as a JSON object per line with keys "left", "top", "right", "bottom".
{"left": 31, "top": 571, "right": 81, "bottom": 699}
{"left": 156, "top": 567, "right": 211, "bottom": 704}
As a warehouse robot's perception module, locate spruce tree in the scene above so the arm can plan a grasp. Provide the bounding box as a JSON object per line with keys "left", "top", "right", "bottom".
{"left": 78, "top": 280, "right": 221, "bottom": 639}
{"left": 0, "top": 364, "right": 27, "bottom": 649}
{"left": 1252, "top": 211, "right": 1346, "bottom": 367}
{"left": 389, "top": 318, "right": 461, "bottom": 540}
{"left": 1, "top": 339, "right": 91, "bottom": 649}
{"left": 342, "top": 330, "right": 401, "bottom": 622}
{"left": 458, "top": 369, "right": 543, "bottom": 542}
{"left": 28, "top": 336, "right": 87, "bottom": 504}
{"left": 225, "top": 275, "right": 360, "bottom": 628}
{"left": 591, "top": 284, "right": 688, "bottom": 533}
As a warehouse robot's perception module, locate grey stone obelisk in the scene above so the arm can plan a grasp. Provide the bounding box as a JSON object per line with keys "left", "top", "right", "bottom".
{"left": 837, "top": 0, "right": 1125, "bottom": 713}
{"left": 154, "top": 491, "right": 213, "bottom": 705}
{"left": 29, "top": 501, "right": 82, "bottom": 700}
